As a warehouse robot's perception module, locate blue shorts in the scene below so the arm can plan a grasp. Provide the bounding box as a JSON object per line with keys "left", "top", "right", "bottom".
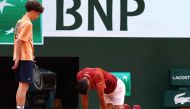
{"left": 15, "top": 60, "right": 33, "bottom": 83}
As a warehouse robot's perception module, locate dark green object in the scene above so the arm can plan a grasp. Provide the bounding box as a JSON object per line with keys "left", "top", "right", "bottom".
{"left": 170, "top": 69, "right": 190, "bottom": 86}
{"left": 164, "top": 90, "right": 190, "bottom": 107}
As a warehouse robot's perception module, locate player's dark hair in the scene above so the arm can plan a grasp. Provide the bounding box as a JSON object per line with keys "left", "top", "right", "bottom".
{"left": 76, "top": 79, "right": 89, "bottom": 95}
{"left": 25, "top": 0, "right": 44, "bottom": 13}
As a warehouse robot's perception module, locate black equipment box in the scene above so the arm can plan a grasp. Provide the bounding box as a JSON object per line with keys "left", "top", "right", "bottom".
{"left": 39, "top": 68, "right": 56, "bottom": 90}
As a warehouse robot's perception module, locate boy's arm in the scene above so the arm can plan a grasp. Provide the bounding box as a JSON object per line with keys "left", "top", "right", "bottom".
{"left": 12, "top": 39, "right": 23, "bottom": 70}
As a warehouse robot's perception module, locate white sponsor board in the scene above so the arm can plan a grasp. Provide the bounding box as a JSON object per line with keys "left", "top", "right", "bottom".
{"left": 42, "top": 0, "right": 190, "bottom": 37}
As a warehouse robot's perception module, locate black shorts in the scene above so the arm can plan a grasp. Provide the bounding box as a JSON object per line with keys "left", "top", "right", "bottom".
{"left": 15, "top": 60, "right": 33, "bottom": 83}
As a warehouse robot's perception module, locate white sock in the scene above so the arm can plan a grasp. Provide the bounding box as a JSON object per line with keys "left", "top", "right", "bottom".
{"left": 17, "top": 105, "right": 24, "bottom": 109}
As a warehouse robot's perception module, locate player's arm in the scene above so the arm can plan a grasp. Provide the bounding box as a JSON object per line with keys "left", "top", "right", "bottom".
{"left": 96, "top": 72, "right": 107, "bottom": 109}
{"left": 97, "top": 84, "right": 106, "bottom": 109}
{"left": 81, "top": 94, "right": 89, "bottom": 109}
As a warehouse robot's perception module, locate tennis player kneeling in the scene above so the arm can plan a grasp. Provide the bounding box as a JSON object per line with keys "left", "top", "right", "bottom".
{"left": 76, "top": 67, "right": 126, "bottom": 109}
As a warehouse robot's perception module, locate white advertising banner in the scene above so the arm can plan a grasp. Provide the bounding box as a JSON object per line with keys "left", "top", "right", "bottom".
{"left": 42, "top": 0, "right": 190, "bottom": 37}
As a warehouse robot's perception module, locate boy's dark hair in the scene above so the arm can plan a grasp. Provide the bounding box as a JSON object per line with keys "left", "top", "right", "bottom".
{"left": 76, "top": 79, "right": 89, "bottom": 95}
{"left": 25, "top": 0, "right": 44, "bottom": 13}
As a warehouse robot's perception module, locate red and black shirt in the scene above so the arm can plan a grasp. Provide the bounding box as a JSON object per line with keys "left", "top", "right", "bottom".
{"left": 77, "top": 67, "right": 117, "bottom": 94}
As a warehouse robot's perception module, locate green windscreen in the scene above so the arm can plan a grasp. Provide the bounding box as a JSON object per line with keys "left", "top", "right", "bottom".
{"left": 0, "top": 0, "right": 43, "bottom": 45}
{"left": 111, "top": 72, "right": 131, "bottom": 96}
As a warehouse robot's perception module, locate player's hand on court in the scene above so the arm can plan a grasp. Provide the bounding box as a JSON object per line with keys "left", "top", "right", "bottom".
{"left": 12, "top": 60, "right": 19, "bottom": 71}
